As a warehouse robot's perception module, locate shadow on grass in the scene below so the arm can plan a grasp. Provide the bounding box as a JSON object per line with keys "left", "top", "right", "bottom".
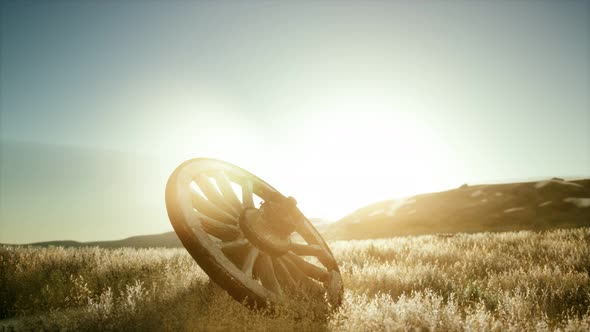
{"left": 0, "top": 279, "right": 332, "bottom": 331}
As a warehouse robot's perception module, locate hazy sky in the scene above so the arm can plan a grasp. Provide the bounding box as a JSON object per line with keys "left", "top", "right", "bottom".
{"left": 1, "top": 1, "right": 589, "bottom": 243}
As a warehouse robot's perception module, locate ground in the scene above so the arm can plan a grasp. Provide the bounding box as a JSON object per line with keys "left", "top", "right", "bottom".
{"left": 1, "top": 228, "right": 589, "bottom": 331}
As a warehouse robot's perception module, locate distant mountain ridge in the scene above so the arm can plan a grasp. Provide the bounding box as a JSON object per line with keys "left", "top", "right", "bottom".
{"left": 3, "top": 218, "right": 332, "bottom": 248}
{"left": 2, "top": 232, "right": 183, "bottom": 249}
{"left": 3, "top": 178, "right": 589, "bottom": 247}
{"left": 324, "top": 178, "right": 590, "bottom": 240}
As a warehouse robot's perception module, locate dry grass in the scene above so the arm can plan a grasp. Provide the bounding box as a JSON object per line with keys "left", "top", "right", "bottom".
{"left": 1, "top": 228, "right": 589, "bottom": 331}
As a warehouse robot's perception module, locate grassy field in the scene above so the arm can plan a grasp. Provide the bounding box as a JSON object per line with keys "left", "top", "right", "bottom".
{"left": 1, "top": 228, "right": 589, "bottom": 331}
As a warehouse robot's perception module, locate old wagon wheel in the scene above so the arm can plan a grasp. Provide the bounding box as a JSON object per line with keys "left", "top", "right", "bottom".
{"left": 165, "top": 158, "right": 343, "bottom": 308}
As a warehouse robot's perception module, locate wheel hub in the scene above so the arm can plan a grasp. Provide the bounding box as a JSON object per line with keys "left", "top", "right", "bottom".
{"left": 239, "top": 196, "right": 304, "bottom": 256}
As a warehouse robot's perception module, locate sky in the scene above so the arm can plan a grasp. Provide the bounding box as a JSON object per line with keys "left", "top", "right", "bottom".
{"left": 1, "top": 1, "right": 589, "bottom": 243}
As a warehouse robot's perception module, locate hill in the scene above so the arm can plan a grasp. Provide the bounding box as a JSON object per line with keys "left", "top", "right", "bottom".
{"left": 325, "top": 178, "right": 590, "bottom": 240}
{"left": 6, "top": 178, "right": 589, "bottom": 247}
{"left": 8, "top": 221, "right": 336, "bottom": 248}
{"left": 6, "top": 218, "right": 333, "bottom": 248}
{"left": 9, "top": 232, "right": 182, "bottom": 249}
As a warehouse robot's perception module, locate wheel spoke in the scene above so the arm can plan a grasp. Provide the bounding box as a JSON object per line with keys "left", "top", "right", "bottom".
{"left": 273, "top": 258, "right": 297, "bottom": 290}
{"left": 242, "top": 247, "right": 259, "bottom": 277}
{"left": 219, "top": 238, "right": 249, "bottom": 251}
{"left": 280, "top": 256, "right": 321, "bottom": 292}
{"left": 295, "top": 222, "right": 320, "bottom": 246}
{"left": 255, "top": 254, "right": 282, "bottom": 295}
{"left": 195, "top": 211, "right": 240, "bottom": 241}
{"left": 212, "top": 172, "right": 243, "bottom": 213}
{"left": 294, "top": 223, "right": 337, "bottom": 269}
{"left": 242, "top": 179, "right": 254, "bottom": 208}
{"left": 289, "top": 243, "right": 325, "bottom": 257}
{"left": 285, "top": 252, "right": 330, "bottom": 282}
{"left": 191, "top": 188, "right": 237, "bottom": 224}
{"left": 195, "top": 175, "right": 239, "bottom": 217}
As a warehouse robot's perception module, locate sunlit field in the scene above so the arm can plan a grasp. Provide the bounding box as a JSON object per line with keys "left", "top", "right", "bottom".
{"left": 2, "top": 228, "right": 589, "bottom": 331}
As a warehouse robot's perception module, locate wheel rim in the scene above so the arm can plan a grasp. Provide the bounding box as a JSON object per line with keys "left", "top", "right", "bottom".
{"left": 165, "top": 158, "right": 343, "bottom": 308}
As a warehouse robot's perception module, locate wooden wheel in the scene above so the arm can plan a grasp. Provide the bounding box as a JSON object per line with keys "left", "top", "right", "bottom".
{"left": 165, "top": 158, "right": 343, "bottom": 308}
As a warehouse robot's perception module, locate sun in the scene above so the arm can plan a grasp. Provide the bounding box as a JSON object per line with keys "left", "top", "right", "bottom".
{"left": 254, "top": 102, "right": 460, "bottom": 220}
{"left": 150, "top": 89, "right": 461, "bottom": 221}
